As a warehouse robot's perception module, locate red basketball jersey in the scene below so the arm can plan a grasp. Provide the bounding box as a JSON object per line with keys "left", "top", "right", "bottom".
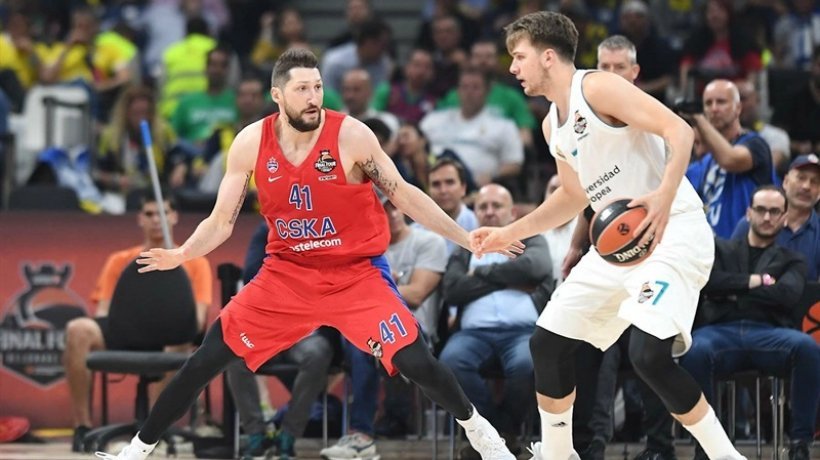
{"left": 255, "top": 110, "right": 389, "bottom": 261}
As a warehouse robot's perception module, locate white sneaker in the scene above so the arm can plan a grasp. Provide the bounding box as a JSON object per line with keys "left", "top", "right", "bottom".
{"left": 94, "top": 444, "right": 152, "bottom": 460}
{"left": 319, "top": 432, "right": 380, "bottom": 460}
{"left": 94, "top": 435, "right": 155, "bottom": 460}
{"left": 526, "top": 442, "right": 581, "bottom": 460}
{"left": 463, "top": 418, "right": 515, "bottom": 460}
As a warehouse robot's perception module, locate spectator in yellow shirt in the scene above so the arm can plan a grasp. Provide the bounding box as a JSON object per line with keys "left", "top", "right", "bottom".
{"left": 0, "top": 11, "right": 40, "bottom": 111}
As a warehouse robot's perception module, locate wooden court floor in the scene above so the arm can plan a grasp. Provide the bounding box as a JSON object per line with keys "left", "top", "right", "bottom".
{"left": 0, "top": 438, "right": 810, "bottom": 460}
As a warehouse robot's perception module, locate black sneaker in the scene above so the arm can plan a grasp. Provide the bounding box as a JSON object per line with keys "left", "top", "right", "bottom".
{"left": 788, "top": 441, "right": 810, "bottom": 460}
{"left": 632, "top": 449, "right": 677, "bottom": 460}
{"left": 71, "top": 425, "right": 90, "bottom": 453}
{"left": 581, "top": 439, "right": 605, "bottom": 460}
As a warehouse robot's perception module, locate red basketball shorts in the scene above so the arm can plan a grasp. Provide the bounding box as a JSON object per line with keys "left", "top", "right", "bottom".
{"left": 220, "top": 255, "right": 419, "bottom": 375}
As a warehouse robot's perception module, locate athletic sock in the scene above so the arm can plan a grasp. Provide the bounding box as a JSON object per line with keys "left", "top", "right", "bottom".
{"left": 133, "top": 432, "right": 158, "bottom": 453}
{"left": 683, "top": 406, "right": 744, "bottom": 459}
{"left": 455, "top": 404, "right": 482, "bottom": 430}
{"left": 539, "top": 405, "right": 574, "bottom": 459}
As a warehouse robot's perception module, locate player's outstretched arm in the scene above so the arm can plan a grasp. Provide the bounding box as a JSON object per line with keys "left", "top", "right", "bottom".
{"left": 583, "top": 71, "right": 694, "bottom": 249}
{"left": 137, "top": 123, "right": 259, "bottom": 273}
{"left": 340, "top": 117, "right": 478, "bottom": 252}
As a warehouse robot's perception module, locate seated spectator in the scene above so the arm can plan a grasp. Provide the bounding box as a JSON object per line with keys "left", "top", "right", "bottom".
{"left": 227, "top": 221, "right": 336, "bottom": 459}
{"left": 425, "top": 15, "right": 468, "bottom": 99}
{"left": 340, "top": 68, "right": 399, "bottom": 136}
{"left": 327, "top": 0, "right": 375, "bottom": 48}
{"left": 394, "top": 122, "right": 431, "bottom": 191}
{"left": 732, "top": 154, "right": 820, "bottom": 280}
{"left": 680, "top": 185, "right": 819, "bottom": 460}
{"left": 441, "top": 184, "right": 553, "bottom": 458}
{"left": 678, "top": 0, "right": 761, "bottom": 95}
{"left": 37, "top": 7, "right": 135, "bottom": 119}
{"left": 195, "top": 77, "right": 268, "bottom": 193}
{"left": 171, "top": 46, "right": 237, "bottom": 146}
{"left": 371, "top": 48, "right": 437, "bottom": 124}
{"left": 684, "top": 79, "right": 775, "bottom": 238}
{"left": 416, "top": 158, "right": 478, "bottom": 255}
{"left": 420, "top": 67, "right": 523, "bottom": 188}
{"left": 737, "top": 80, "right": 791, "bottom": 176}
{"left": 772, "top": 46, "right": 820, "bottom": 157}
{"left": 0, "top": 11, "right": 40, "bottom": 112}
{"left": 617, "top": 1, "right": 676, "bottom": 102}
{"left": 437, "top": 39, "right": 536, "bottom": 148}
{"left": 772, "top": 0, "right": 820, "bottom": 70}
{"left": 94, "top": 85, "right": 183, "bottom": 214}
{"left": 62, "top": 193, "right": 212, "bottom": 453}
{"left": 320, "top": 18, "right": 392, "bottom": 94}
{"left": 250, "top": 7, "right": 310, "bottom": 79}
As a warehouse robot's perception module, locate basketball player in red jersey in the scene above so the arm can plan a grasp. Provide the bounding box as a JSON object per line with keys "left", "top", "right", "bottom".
{"left": 94, "top": 48, "right": 518, "bottom": 460}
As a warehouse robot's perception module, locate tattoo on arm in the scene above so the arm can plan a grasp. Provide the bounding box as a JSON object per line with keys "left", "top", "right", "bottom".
{"left": 362, "top": 158, "right": 398, "bottom": 196}
{"left": 229, "top": 172, "right": 250, "bottom": 224}
{"left": 664, "top": 139, "right": 672, "bottom": 160}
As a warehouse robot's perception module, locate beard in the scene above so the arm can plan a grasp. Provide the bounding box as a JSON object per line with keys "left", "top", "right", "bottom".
{"left": 284, "top": 103, "right": 322, "bottom": 132}
{"left": 750, "top": 223, "right": 778, "bottom": 240}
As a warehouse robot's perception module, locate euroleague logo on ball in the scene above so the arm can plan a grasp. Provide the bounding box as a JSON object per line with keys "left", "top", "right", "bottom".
{"left": 590, "top": 199, "right": 655, "bottom": 266}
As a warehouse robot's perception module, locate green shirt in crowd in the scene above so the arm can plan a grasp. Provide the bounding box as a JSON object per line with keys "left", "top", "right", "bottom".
{"left": 172, "top": 89, "right": 237, "bottom": 143}
{"left": 437, "top": 81, "right": 535, "bottom": 130}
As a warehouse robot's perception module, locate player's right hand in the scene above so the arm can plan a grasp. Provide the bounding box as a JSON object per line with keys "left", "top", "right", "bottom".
{"left": 137, "top": 248, "right": 184, "bottom": 273}
{"left": 470, "top": 226, "right": 519, "bottom": 257}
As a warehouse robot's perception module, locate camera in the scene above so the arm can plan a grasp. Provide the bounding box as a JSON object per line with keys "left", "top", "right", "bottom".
{"left": 673, "top": 98, "right": 703, "bottom": 115}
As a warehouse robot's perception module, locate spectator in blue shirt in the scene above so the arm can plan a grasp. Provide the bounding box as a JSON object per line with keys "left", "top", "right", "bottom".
{"left": 685, "top": 79, "right": 775, "bottom": 238}
{"left": 732, "top": 154, "right": 820, "bottom": 280}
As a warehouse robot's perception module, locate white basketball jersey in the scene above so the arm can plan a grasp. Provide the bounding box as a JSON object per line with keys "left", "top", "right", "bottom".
{"left": 547, "top": 70, "right": 703, "bottom": 214}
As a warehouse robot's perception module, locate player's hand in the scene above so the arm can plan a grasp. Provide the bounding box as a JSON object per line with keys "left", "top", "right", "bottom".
{"left": 470, "top": 226, "right": 523, "bottom": 257}
{"left": 628, "top": 189, "right": 674, "bottom": 252}
{"left": 137, "top": 248, "right": 185, "bottom": 273}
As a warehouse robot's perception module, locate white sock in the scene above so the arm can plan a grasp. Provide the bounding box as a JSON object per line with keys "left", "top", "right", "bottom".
{"left": 539, "top": 405, "right": 574, "bottom": 459}
{"left": 456, "top": 404, "right": 483, "bottom": 430}
{"left": 683, "top": 406, "right": 743, "bottom": 459}
{"left": 132, "top": 432, "right": 158, "bottom": 453}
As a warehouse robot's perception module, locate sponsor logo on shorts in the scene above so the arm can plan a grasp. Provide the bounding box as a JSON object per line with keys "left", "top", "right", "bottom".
{"left": 637, "top": 282, "right": 655, "bottom": 304}
{"left": 367, "top": 337, "right": 383, "bottom": 358}
{"left": 240, "top": 332, "right": 255, "bottom": 349}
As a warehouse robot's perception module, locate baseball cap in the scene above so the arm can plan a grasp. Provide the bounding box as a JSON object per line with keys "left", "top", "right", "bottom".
{"left": 788, "top": 153, "right": 820, "bottom": 172}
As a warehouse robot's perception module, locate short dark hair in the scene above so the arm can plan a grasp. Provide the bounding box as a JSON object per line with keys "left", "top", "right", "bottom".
{"left": 750, "top": 185, "right": 788, "bottom": 212}
{"left": 355, "top": 18, "right": 389, "bottom": 45}
{"left": 186, "top": 16, "right": 210, "bottom": 36}
{"left": 140, "top": 189, "right": 178, "bottom": 211}
{"left": 271, "top": 47, "right": 319, "bottom": 88}
{"left": 206, "top": 45, "right": 231, "bottom": 65}
{"left": 504, "top": 11, "right": 578, "bottom": 63}
{"left": 459, "top": 66, "right": 491, "bottom": 89}
{"left": 363, "top": 117, "right": 391, "bottom": 145}
{"left": 430, "top": 157, "right": 467, "bottom": 186}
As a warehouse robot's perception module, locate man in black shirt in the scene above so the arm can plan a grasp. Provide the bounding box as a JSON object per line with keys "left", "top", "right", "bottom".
{"left": 679, "top": 185, "right": 819, "bottom": 460}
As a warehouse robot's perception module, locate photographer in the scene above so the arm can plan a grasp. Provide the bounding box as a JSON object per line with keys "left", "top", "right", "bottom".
{"left": 680, "top": 79, "right": 776, "bottom": 238}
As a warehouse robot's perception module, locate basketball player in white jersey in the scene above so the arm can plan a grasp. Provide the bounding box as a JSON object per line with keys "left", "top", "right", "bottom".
{"left": 470, "top": 12, "right": 746, "bottom": 460}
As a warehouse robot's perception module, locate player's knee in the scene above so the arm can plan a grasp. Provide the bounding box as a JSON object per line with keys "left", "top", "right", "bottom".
{"left": 392, "top": 336, "right": 436, "bottom": 381}
{"left": 529, "top": 327, "right": 568, "bottom": 364}
{"left": 627, "top": 331, "right": 670, "bottom": 382}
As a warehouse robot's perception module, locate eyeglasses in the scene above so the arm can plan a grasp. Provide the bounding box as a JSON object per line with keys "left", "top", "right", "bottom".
{"left": 750, "top": 206, "right": 785, "bottom": 218}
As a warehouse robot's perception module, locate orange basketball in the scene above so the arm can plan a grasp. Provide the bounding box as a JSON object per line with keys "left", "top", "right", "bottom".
{"left": 589, "top": 199, "right": 654, "bottom": 266}
{"left": 802, "top": 301, "right": 820, "bottom": 345}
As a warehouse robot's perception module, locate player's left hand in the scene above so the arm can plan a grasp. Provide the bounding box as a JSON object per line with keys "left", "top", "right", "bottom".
{"left": 470, "top": 227, "right": 525, "bottom": 258}
{"left": 136, "top": 247, "right": 185, "bottom": 273}
{"left": 628, "top": 188, "right": 675, "bottom": 252}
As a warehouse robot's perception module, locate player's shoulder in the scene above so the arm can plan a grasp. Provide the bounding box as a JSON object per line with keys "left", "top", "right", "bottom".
{"left": 339, "top": 113, "right": 379, "bottom": 147}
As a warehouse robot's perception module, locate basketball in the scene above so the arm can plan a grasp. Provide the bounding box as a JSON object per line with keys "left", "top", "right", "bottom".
{"left": 589, "top": 199, "right": 654, "bottom": 266}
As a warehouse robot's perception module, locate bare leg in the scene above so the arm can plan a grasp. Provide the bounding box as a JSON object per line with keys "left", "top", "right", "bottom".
{"left": 63, "top": 318, "right": 106, "bottom": 428}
